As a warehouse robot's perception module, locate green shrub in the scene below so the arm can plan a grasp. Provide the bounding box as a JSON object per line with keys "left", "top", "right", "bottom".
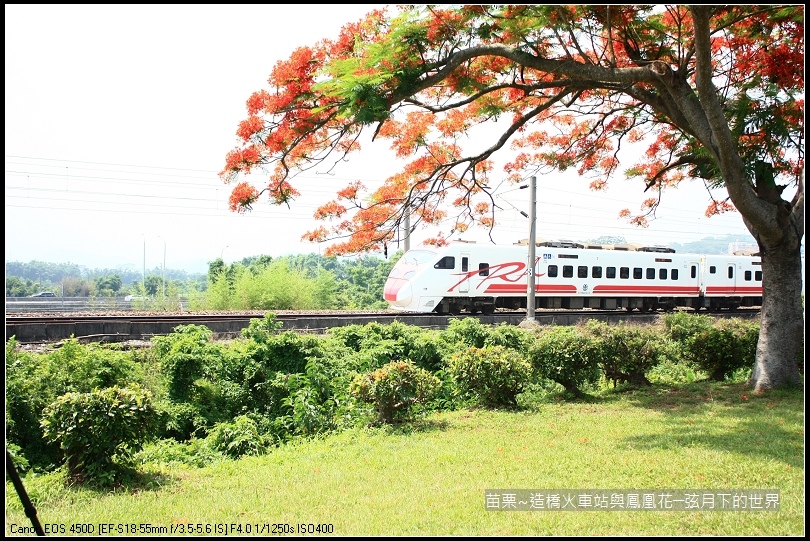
{"left": 5, "top": 338, "right": 144, "bottom": 471}
{"left": 240, "top": 313, "right": 284, "bottom": 342}
{"left": 328, "top": 321, "right": 425, "bottom": 356}
{"left": 527, "top": 326, "right": 601, "bottom": 397}
{"left": 41, "top": 384, "right": 155, "bottom": 486}
{"left": 408, "top": 330, "right": 446, "bottom": 372}
{"left": 584, "top": 321, "right": 672, "bottom": 386}
{"left": 661, "top": 311, "right": 714, "bottom": 343}
{"left": 484, "top": 323, "right": 534, "bottom": 353}
{"left": 154, "top": 401, "right": 208, "bottom": 441}
{"left": 280, "top": 352, "right": 364, "bottom": 437}
{"left": 262, "top": 331, "right": 326, "bottom": 374}
{"left": 205, "top": 415, "right": 272, "bottom": 458}
{"left": 442, "top": 318, "right": 490, "bottom": 350}
{"left": 350, "top": 360, "right": 440, "bottom": 424}
{"left": 152, "top": 325, "right": 220, "bottom": 401}
{"left": 684, "top": 318, "right": 759, "bottom": 381}
{"left": 448, "top": 345, "right": 533, "bottom": 408}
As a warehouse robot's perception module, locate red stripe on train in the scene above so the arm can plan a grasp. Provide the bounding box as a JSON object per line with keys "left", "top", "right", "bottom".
{"left": 705, "top": 287, "right": 763, "bottom": 295}
{"left": 592, "top": 285, "right": 700, "bottom": 294}
{"left": 484, "top": 284, "right": 578, "bottom": 293}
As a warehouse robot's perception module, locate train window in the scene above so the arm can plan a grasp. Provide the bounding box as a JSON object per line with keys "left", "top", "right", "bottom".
{"left": 633, "top": 268, "right": 643, "bottom": 279}
{"left": 691, "top": 265, "right": 697, "bottom": 279}
{"left": 745, "top": 270, "right": 752, "bottom": 281}
{"left": 620, "top": 267, "right": 629, "bottom": 279}
{"left": 728, "top": 266, "right": 734, "bottom": 279}
{"left": 462, "top": 257, "right": 469, "bottom": 272}
{"left": 646, "top": 268, "right": 655, "bottom": 280}
{"left": 671, "top": 269, "right": 678, "bottom": 280}
{"left": 548, "top": 265, "right": 558, "bottom": 278}
{"left": 578, "top": 266, "right": 588, "bottom": 278}
{"left": 479, "top": 263, "right": 489, "bottom": 276}
{"left": 434, "top": 256, "right": 455, "bottom": 270}
{"left": 563, "top": 265, "right": 574, "bottom": 278}
{"left": 606, "top": 267, "right": 616, "bottom": 279}
{"left": 659, "top": 268, "right": 667, "bottom": 280}
{"left": 709, "top": 266, "right": 716, "bottom": 274}
{"left": 755, "top": 270, "right": 762, "bottom": 281}
{"left": 592, "top": 266, "right": 602, "bottom": 278}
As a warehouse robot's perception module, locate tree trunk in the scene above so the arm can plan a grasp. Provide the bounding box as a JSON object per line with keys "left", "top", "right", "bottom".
{"left": 747, "top": 243, "right": 804, "bottom": 391}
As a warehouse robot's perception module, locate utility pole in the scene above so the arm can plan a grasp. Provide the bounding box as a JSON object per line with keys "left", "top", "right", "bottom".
{"left": 527, "top": 176, "right": 537, "bottom": 321}
{"left": 142, "top": 236, "right": 146, "bottom": 295}
{"left": 158, "top": 236, "right": 166, "bottom": 300}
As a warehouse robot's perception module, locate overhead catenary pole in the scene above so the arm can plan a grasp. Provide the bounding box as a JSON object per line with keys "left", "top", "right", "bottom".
{"left": 159, "top": 236, "right": 166, "bottom": 300}
{"left": 527, "top": 176, "right": 537, "bottom": 321}
{"left": 142, "top": 236, "right": 146, "bottom": 295}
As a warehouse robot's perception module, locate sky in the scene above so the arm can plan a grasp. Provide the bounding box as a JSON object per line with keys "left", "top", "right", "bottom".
{"left": 5, "top": 4, "right": 761, "bottom": 275}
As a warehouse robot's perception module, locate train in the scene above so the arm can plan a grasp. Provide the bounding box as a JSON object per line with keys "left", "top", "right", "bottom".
{"left": 383, "top": 239, "right": 764, "bottom": 314}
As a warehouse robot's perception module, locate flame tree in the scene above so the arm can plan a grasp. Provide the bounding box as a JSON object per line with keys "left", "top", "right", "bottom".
{"left": 222, "top": 5, "right": 803, "bottom": 390}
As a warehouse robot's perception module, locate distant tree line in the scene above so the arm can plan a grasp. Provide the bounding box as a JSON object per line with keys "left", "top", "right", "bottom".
{"left": 5, "top": 252, "right": 398, "bottom": 310}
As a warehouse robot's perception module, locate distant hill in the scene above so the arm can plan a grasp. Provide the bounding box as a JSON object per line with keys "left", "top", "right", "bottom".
{"left": 669, "top": 234, "right": 757, "bottom": 255}
{"left": 587, "top": 234, "right": 758, "bottom": 255}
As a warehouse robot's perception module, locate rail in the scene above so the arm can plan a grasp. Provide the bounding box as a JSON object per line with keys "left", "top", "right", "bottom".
{"left": 5, "top": 297, "right": 187, "bottom": 314}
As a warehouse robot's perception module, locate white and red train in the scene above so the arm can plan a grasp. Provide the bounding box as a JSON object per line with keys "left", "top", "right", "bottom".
{"left": 384, "top": 240, "right": 764, "bottom": 314}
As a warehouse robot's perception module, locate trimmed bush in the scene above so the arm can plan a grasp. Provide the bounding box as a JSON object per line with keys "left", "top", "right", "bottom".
{"left": 584, "top": 321, "right": 672, "bottom": 386}
{"left": 350, "top": 360, "right": 439, "bottom": 424}
{"left": 448, "top": 345, "right": 533, "bottom": 408}
{"left": 684, "top": 318, "right": 759, "bottom": 381}
{"left": 527, "top": 326, "right": 601, "bottom": 396}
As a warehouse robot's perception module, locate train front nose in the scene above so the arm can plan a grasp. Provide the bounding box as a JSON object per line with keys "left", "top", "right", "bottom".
{"left": 384, "top": 277, "right": 413, "bottom": 308}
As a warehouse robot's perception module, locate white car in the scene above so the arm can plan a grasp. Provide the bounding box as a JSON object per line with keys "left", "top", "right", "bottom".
{"left": 125, "top": 295, "right": 148, "bottom": 301}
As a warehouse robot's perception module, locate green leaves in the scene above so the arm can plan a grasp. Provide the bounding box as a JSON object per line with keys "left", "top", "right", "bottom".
{"left": 41, "top": 385, "right": 155, "bottom": 486}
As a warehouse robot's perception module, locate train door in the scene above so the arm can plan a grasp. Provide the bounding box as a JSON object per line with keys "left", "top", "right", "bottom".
{"left": 725, "top": 262, "right": 737, "bottom": 295}
{"left": 459, "top": 253, "right": 470, "bottom": 294}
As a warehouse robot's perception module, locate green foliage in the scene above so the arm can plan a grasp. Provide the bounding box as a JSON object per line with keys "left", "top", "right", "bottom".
{"left": 351, "top": 360, "right": 440, "bottom": 424}
{"left": 152, "top": 325, "right": 219, "bottom": 401}
{"left": 6, "top": 442, "right": 30, "bottom": 474}
{"left": 204, "top": 415, "right": 272, "bottom": 459}
{"left": 484, "top": 323, "right": 534, "bottom": 353}
{"left": 134, "top": 437, "right": 225, "bottom": 468}
{"left": 646, "top": 358, "right": 701, "bottom": 386}
{"left": 527, "top": 326, "right": 602, "bottom": 396}
{"left": 9, "top": 314, "right": 779, "bottom": 481}
{"left": 408, "top": 330, "right": 446, "bottom": 372}
{"left": 240, "top": 313, "right": 283, "bottom": 340}
{"left": 583, "top": 321, "right": 673, "bottom": 387}
{"left": 282, "top": 354, "right": 361, "bottom": 436}
{"left": 5, "top": 338, "right": 143, "bottom": 470}
{"left": 662, "top": 311, "right": 715, "bottom": 343}
{"left": 683, "top": 318, "right": 760, "bottom": 381}
{"left": 442, "top": 318, "right": 491, "bottom": 350}
{"left": 448, "top": 345, "right": 533, "bottom": 408}
{"left": 41, "top": 384, "right": 154, "bottom": 486}
{"left": 328, "top": 321, "right": 431, "bottom": 370}
{"left": 259, "top": 332, "right": 322, "bottom": 374}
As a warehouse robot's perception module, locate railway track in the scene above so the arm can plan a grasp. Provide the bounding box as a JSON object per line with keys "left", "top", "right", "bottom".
{"left": 5, "top": 309, "right": 760, "bottom": 345}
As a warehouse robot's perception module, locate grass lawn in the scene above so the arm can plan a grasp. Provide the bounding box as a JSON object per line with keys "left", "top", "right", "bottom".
{"left": 5, "top": 380, "right": 804, "bottom": 536}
